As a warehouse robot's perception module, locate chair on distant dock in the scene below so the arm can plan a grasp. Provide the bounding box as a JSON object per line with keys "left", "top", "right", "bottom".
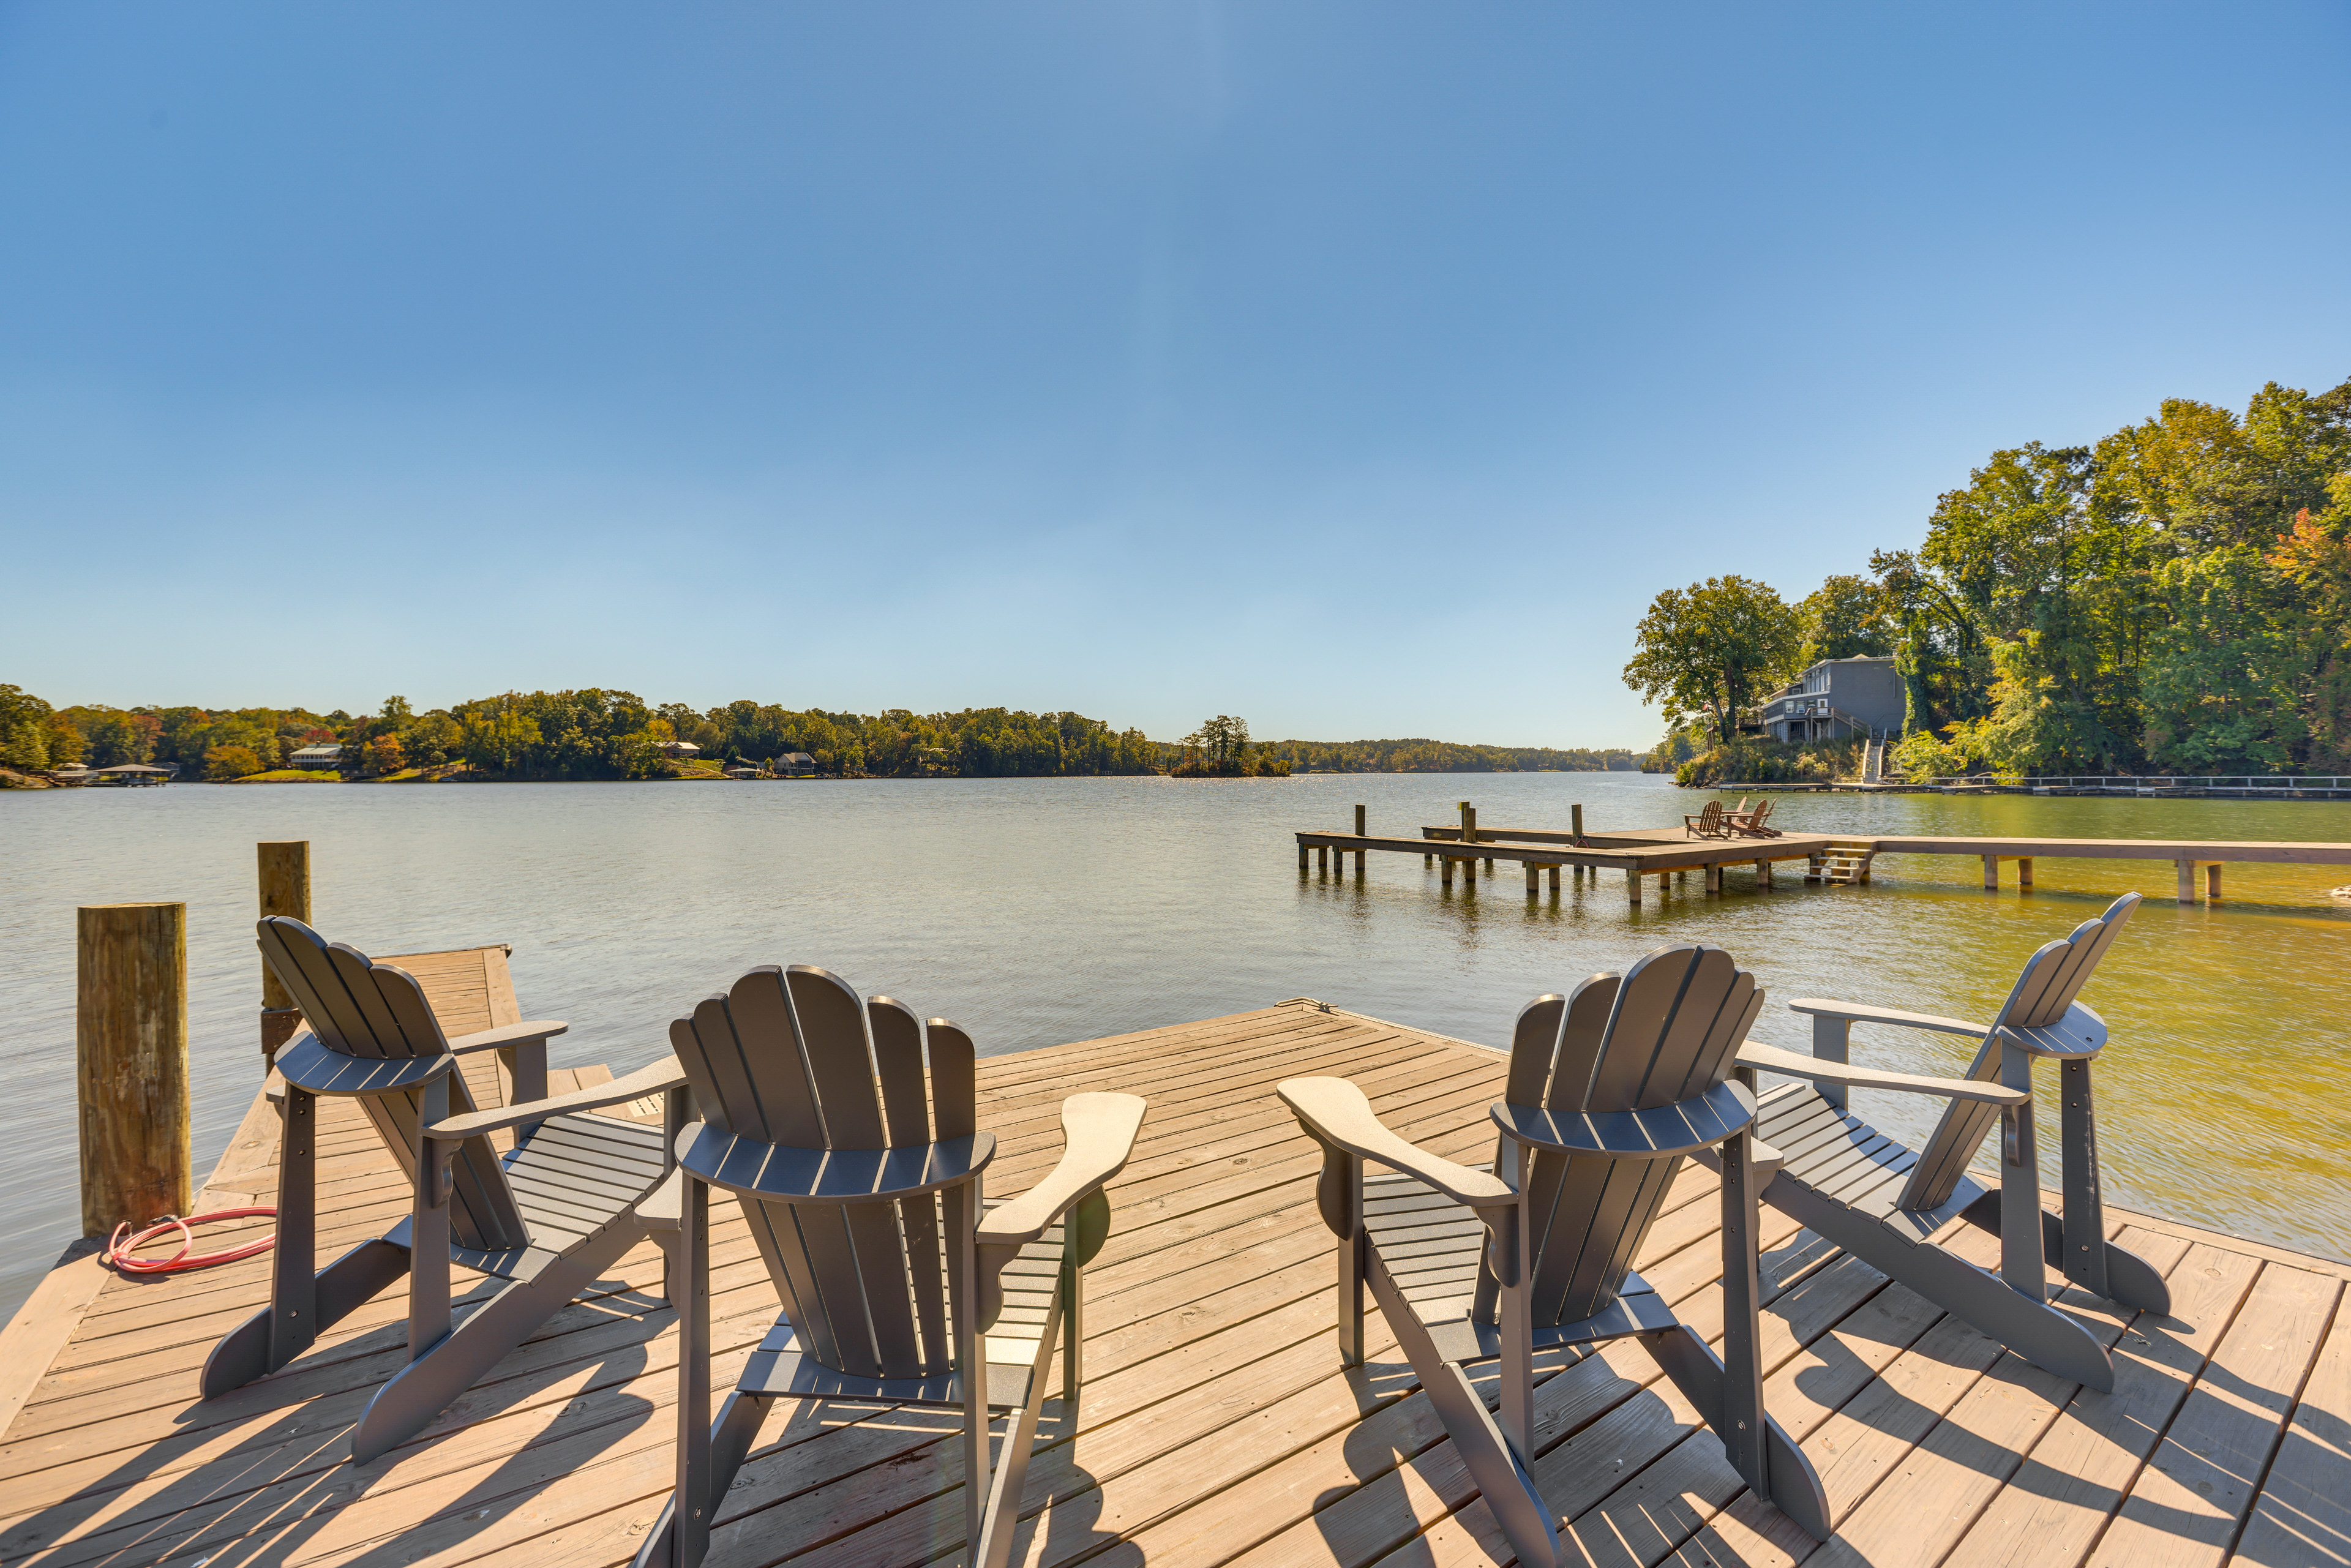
{"left": 204, "top": 918, "right": 689, "bottom": 1463}
{"left": 1723, "top": 892, "right": 2169, "bottom": 1392}
{"left": 1278, "top": 943, "right": 1832, "bottom": 1568}
{"left": 1682, "top": 799, "right": 1731, "bottom": 838}
{"left": 636, "top": 964, "right": 1147, "bottom": 1568}
{"left": 1727, "top": 797, "right": 1780, "bottom": 837}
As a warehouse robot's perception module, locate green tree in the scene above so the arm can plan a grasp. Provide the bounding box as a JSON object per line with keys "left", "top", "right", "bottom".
{"left": 1622, "top": 576, "right": 1800, "bottom": 745}
{"left": 205, "top": 744, "right": 264, "bottom": 781}
{"left": 1793, "top": 574, "right": 1893, "bottom": 666}
{"left": 0, "top": 685, "right": 56, "bottom": 768}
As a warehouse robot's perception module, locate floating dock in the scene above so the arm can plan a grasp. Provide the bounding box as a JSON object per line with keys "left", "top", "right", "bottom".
{"left": 2, "top": 1000, "right": 2346, "bottom": 1567}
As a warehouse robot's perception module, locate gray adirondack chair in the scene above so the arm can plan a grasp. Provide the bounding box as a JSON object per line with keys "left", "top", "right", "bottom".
{"left": 1728, "top": 891, "right": 2169, "bottom": 1392}
{"left": 1278, "top": 943, "right": 1832, "bottom": 1568}
{"left": 636, "top": 964, "right": 1147, "bottom": 1568}
{"left": 204, "top": 918, "right": 689, "bottom": 1463}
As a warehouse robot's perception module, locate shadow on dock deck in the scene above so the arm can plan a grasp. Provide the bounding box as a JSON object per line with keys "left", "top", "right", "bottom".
{"left": 2, "top": 1000, "right": 2344, "bottom": 1567}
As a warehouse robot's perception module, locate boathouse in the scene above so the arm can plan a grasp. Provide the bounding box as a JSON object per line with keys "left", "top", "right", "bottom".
{"left": 288, "top": 743, "right": 342, "bottom": 768}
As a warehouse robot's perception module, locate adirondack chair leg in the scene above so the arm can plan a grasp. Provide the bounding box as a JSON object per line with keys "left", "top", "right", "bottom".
{"left": 947, "top": 1176, "right": 991, "bottom": 1551}
{"left": 410, "top": 1076, "right": 455, "bottom": 1362}
{"left": 1996, "top": 1042, "right": 2046, "bottom": 1302}
{"left": 1715, "top": 1130, "right": 1769, "bottom": 1493}
{"left": 1810, "top": 1016, "right": 1851, "bottom": 1111}
{"left": 1768, "top": 1179, "right": 2118, "bottom": 1392}
{"left": 1498, "top": 1144, "right": 1535, "bottom": 1459}
{"left": 204, "top": 1086, "right": 330, "bottom": 1397}
{"left": 2055, "top": 1058, "right": 2167, "bottom": 1307}
{"left": 352, "top": 1213, "right": 648, "bottom": 1465}
{"left": 498, "top": 1038, "right": 549, "bottom": 1137}
{"left": 975, "top": 1281, "right": 1065, "bottom": 1568}
{"left": 203, "top": 1237, "right": 410, "bottom": 1398}
{"left": 1640, "top": 1325, "right": 1831, "bottom": 1542}
{"left": 1363, "top": 1239, "right": 1559, "bottom": 1568}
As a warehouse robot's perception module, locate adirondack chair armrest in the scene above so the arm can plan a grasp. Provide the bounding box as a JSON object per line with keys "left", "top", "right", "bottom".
{"left": 427, "top": 1054, "right": 691, "bottom": 1141}
{"left": 636, "top": 1169, "right": 683, "bottom": 1231}
{"left": 1734, "top": 1043, "right": 2028, "bottom": 1106}
{"left": 1277, "top": 1077, "right": 1513, "bottom": 1211}
{"left": 1489, "top": 1079, "right": 1758, "bottom": 1159}
{"left": 973, "top": 1093, "right": 1148, "bottom": 1252}
{"left": 445, "top": 1019, "right": 570, "bottom": 1055}
{"left": 1785, "top": 999, "right": 1987, "bottom": 1037}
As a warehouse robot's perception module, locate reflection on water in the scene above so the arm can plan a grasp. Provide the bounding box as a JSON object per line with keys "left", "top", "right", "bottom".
{"left": 3, "top": 773, "right": 2347, "bottom": 1314}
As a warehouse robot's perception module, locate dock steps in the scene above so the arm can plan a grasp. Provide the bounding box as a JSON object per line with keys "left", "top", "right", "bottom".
{"left": 1813, "top": 839, "right": 1877, "bottom": 885}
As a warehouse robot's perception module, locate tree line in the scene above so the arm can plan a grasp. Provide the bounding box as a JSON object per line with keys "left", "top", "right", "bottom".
{"left": 0, "top": 686, "right": 1634, "bottom": 781}
{"left": 1625, "top": 373, "right": 2351, "bottom": 779}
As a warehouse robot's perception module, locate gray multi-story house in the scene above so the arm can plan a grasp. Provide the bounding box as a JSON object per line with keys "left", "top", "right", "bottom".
{"left": 1750, "top": 655, "right": 1903, "bottom": 742}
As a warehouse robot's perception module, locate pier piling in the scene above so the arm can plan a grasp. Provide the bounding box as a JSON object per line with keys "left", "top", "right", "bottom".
{"left": 258, "top": 840, "right": 310, "bottom": 1068}
{"left": 77, "top": 902, "right": 190, "bottom": 1237}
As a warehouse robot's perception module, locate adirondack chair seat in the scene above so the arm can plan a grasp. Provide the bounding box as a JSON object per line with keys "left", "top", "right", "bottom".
{"left": 1361, "top": 1169, "right": 1682, "bottom": 1364}
{"left": 1711, "top": 893, "right": 2172, "bottom": 1395}
{"left": 208, "top": 919, "right": 692, "bottom": 1466}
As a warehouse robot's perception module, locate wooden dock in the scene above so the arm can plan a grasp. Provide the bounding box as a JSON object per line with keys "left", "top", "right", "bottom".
{"left": 1295, "top": 827, "right": 1835, "bottom": 904}
{"left": 4, "top": 999, "right": 2347, "bottom": 1567}
{"left": 1295, "top": 814, "right": 2351, "bottom": 904}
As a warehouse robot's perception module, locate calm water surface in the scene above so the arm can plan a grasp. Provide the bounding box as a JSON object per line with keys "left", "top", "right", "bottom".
{"left": 4, "top": 773, "right": 2347, "bottom": 1316}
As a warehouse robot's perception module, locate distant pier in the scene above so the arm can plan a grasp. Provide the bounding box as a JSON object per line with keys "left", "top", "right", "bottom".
{"left": 1294, "top": 802, "right": 2351, "bottom": 905}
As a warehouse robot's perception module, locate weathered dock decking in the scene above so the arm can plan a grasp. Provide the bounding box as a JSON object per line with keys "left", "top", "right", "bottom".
{"left": 4, "top": 999, "right": 2347, "bottom": 1567}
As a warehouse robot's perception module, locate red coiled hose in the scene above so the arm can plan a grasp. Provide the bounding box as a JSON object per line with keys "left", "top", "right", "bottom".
{"left": 103, "top": 1209, "right": 277, "bottom": 1274}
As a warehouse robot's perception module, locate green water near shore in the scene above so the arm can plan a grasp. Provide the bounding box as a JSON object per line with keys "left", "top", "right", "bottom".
{"left": 3, "top": 773, "right": 2345, "bottom": 1317}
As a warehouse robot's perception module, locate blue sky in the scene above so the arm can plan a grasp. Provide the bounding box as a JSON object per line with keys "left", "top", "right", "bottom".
{"left": 3, "top": 3, "right": 2346, "bottom": 748}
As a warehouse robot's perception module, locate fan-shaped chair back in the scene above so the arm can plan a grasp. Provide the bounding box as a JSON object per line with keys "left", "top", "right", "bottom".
{"left": 1491, "top": 943, "right": 1763, "bottom": 1328}
{"left": 257, "top": 917, "right": 527, "bottom": 1252}
{"left": 669, "top": 964, "right": 977, "bottom": 1381}
{"left": 1900, "top": 891, "right": 2138, "bottom": 1210}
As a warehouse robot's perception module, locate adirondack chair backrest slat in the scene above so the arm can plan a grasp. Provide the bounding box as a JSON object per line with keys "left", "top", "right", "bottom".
{"left": 257, "top": 918, "right": 528, "bottom": 1253}
{"left": 1501, "top": 945, "right": 1760, "bottom": 1327}
{"left": 1897, "top": 894, "right": 2137, "bottom": 1212}
{"left": 670, "top": 964, "right": 978, "bottom": 1379}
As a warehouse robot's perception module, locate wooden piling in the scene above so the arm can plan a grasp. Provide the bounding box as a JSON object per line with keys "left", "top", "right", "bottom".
{"left": 2207, "top": 861, "right": 2222, "bottom": 901}
{"left": 258, "top": 840, "right": 310, "bottom": 1067}
{"left": 1524, "top": 863, "right": 1539, "bottom": 893}
{"left": 77, "top": 902, "right": 190, "bottom": 1236}
{"left": 1625, "top": 868, "right": 1641, "bottom": 906}
{"left": 2176, "top": 858, "right": 2194, "bottom": 902}
{"left": 1571, "top": 804, "right": 1584, "bottom": 844}
{"left": 1984, "top": 854, "right": 2000, "bottom": 890}
{"left": 1706, "top": 864, "right": 1722, "bottom": 895}
{"left": 2018, "top": 856, "right": 2034, "bottom": 889}
{"left": 1545, "top": 865, "right": 1560, "bottom": 892}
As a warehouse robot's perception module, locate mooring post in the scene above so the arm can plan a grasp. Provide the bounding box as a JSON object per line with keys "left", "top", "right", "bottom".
{"left": 1572, "top": 803, "right": 1584, "bottom": 845}
{"left": 1459, "top": 800, "right": 1475, "bottom": 849}
{"left": 1353, "top": 805, "right": 1367, "bottom": 874}
{"left": 78, "top": 902, "right": 191, "bottom": 1236}
{"left": 258, "top": 840, "right": 310, "bottom": 1070}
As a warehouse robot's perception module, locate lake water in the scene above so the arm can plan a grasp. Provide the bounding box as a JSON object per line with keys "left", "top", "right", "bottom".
{"left": 4, "top": 772, "right": 2348, "bottom": 1318}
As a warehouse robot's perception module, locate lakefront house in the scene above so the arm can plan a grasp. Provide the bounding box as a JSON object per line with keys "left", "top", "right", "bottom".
{"left": 1749, "top": 655, "right": 1903, "bottom": 743}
